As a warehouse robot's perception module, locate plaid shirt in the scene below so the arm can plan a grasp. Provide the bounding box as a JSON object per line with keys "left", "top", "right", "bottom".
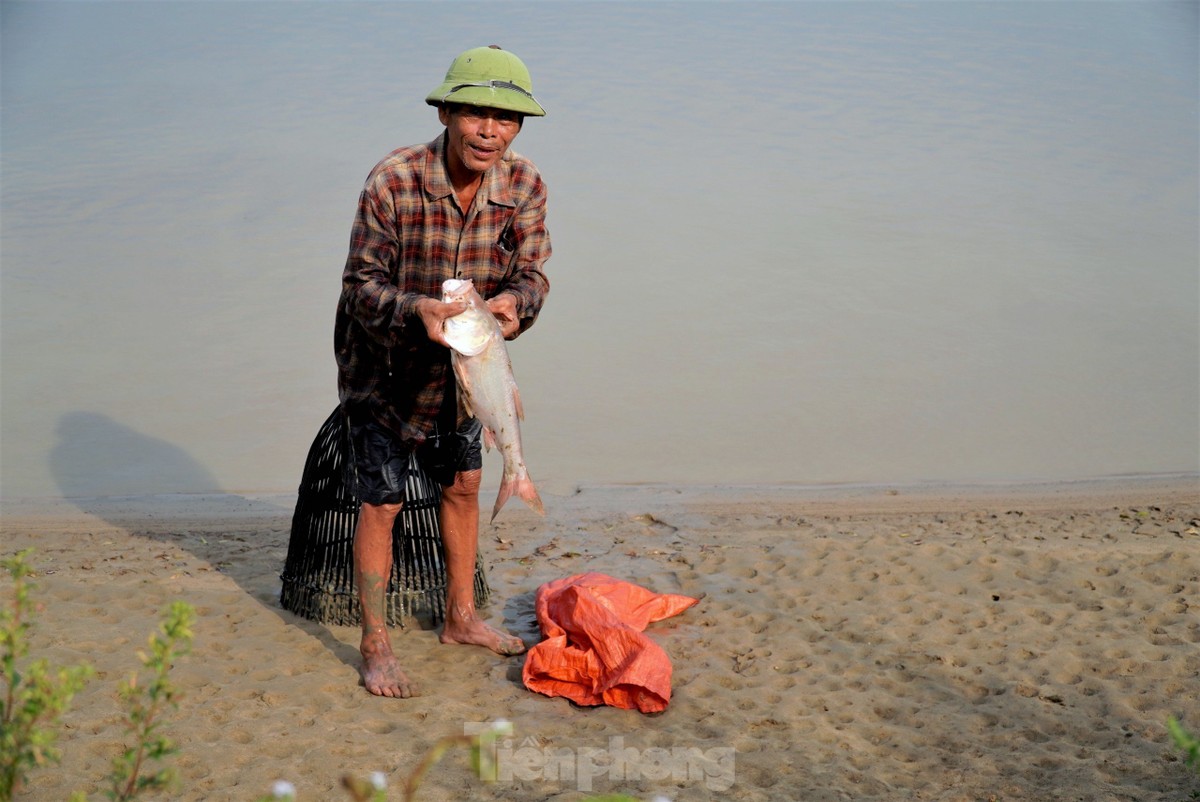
{"left": 335, "top": 131, "right": 551, "bottom": 444}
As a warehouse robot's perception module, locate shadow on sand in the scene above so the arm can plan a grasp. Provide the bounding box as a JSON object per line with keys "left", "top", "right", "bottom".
{"left": 47, "top": 410, "right": 362, "bottom": 671}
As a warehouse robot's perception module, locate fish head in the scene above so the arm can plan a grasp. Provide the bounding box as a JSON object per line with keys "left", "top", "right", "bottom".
{"left": 442, "top": 279, "right": 494, "bottom": 356}
{"left": 442, "top": 278, "right": 478, "bottom": 306}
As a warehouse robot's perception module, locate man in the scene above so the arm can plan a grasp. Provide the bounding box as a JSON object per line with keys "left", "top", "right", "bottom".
{"left": 334, "top": 45, "right": 550, "bottom": 698}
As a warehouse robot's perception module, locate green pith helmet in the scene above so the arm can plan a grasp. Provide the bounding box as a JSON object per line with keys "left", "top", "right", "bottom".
{"left": 425, "top": 45, "right": 546, "bottom": 117}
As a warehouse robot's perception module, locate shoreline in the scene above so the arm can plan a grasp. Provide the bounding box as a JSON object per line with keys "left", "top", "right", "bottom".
{"left": 2, "top": 472, "right": 1195, "bottom": 521}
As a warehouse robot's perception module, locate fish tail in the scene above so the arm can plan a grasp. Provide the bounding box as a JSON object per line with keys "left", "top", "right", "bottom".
{"left": 490, "top": 476, "right": 545, "bottom": 522}
{"left": 518, "top": 476, "right": 545, "bottom": 516}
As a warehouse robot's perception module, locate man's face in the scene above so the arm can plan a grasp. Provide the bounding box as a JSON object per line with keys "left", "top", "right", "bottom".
{"left": 439, "top": 103, "right": 523, "bottom": 178}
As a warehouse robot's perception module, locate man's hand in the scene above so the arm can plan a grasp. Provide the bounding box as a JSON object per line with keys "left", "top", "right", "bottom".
{"left": 485, "top": 292, "right": 521, "bottom": 339}
{"left": 416, "top": 297, "right": 467, "bottom": 348}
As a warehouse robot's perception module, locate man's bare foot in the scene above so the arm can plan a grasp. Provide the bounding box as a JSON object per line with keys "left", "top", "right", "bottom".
{"left": 360, "top": 630, "right": 417, "bottom": 698}
{"left": 440, "top": 616, "right": 527, "bottom": 656}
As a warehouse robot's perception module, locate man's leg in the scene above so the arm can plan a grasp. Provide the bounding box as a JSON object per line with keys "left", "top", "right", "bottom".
{"left": 437, "top": 469, "right": 526, "bottom": 655}
{"left": 355, "top": 501, "right": 418, "bottom": 697}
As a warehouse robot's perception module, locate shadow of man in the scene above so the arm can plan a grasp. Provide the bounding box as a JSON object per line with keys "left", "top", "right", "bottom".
{"left": 47, "top": 410, "right": 360, "bottom": 669}
{"left": 51, "top": 411, "right": 223, "bottom": 499}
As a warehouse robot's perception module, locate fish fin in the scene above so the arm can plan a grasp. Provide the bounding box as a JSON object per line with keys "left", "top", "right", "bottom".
{"left": 453, "top": 361, "right": 476, "bottom": 419}
{"left": 490, "top": 476, "right": 544, "bottom": 523}
{"left": 519, "top": 477, "right": 545, "bottom": 517}
{"left": 482, "top": 426, "right": 496, "bottom": 452}
{"left": 457, "top": 387, "right": 474, "bottom": 420}
{"left": 512, "top": 384, "right": 525, "bottom": 421}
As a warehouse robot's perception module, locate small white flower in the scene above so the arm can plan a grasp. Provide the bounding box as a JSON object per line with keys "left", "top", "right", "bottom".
{"left": 369, "top": 771, "right": 387, "bottom": 791}
{"left": 272, "top": 780, "right": 296, "bottom": 799}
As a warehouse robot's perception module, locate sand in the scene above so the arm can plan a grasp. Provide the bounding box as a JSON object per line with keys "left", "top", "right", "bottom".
{"left": 2, "top": 477, "right": 1198, "bottom": 801}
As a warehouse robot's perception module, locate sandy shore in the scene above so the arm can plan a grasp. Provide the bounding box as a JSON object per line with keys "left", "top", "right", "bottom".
{"left": 3, "top": 477, "right": 1198, "bottom": 801}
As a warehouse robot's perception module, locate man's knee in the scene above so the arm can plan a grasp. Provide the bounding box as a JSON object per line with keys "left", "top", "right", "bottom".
{"left": 443, "top": 469, "right": 482, "bottom": 499}
{"left": 361, "top": 501, "right": 403, "bottom": 523}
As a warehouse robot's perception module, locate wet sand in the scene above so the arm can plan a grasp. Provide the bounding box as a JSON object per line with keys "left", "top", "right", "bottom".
{"left": 3, "top": 476, "right": 1198, "bottom": 801}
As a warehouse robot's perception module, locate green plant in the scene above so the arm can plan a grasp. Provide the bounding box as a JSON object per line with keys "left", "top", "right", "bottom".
{"left": 1168, "top": 716, "right": 1200, "bottom": 774}
{"left": 104, "top": 600, "right": 195, "bottom": 801}
{"left": 1, "top": 548, "right": 94, "bottom": 801}
{"left": 397, "top": 720, "right": 510, "bottom": 802}
{"left": 330, "top": 721, "right": 641, "bottom": 802}
{"left": 339, "top": 772, "right": 388, "bottom": 802}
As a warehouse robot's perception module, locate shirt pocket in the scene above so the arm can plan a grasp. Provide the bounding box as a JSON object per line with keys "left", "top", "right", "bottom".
{"left": 493, "top": 223, "right": 519, "bottom": 275}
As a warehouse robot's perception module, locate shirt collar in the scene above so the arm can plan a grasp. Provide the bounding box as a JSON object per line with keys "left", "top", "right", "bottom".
{"left": 424, "top": 131, "right": 515, "bottom": 208}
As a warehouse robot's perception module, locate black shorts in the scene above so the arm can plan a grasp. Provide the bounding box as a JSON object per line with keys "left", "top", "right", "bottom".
{"left": 346, "top": 414, "right": 483, "bottom": 505}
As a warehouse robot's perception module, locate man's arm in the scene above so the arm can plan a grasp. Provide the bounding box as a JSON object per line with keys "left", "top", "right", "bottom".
{"left": 341, "top": 179, "right": 463, "bottom": 346}
{"left": 493, "top": 164, "right": 551, "bottom": 338}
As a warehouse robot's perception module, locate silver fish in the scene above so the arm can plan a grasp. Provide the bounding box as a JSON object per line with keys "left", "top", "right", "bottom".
{"left": 441, "top": 278, "right": 544, "bottom": 522}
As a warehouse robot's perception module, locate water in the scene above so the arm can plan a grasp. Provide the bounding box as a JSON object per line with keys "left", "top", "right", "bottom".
{"left": 2, "top": 1, "right": 1197, "bottom": 500}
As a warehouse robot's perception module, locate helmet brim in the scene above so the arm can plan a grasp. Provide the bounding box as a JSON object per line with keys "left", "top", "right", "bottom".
{"left": 425, "top": 83, "right": 546, "bottom": 117}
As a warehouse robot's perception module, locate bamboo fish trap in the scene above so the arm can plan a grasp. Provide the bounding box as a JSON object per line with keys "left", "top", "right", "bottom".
{"left": 280, "top": 407, "right": 490, "bottom": 626}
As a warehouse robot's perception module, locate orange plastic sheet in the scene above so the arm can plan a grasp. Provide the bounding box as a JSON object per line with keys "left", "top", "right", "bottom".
{"left": 521, "top": 572, "right": 699, "bottom": 713}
